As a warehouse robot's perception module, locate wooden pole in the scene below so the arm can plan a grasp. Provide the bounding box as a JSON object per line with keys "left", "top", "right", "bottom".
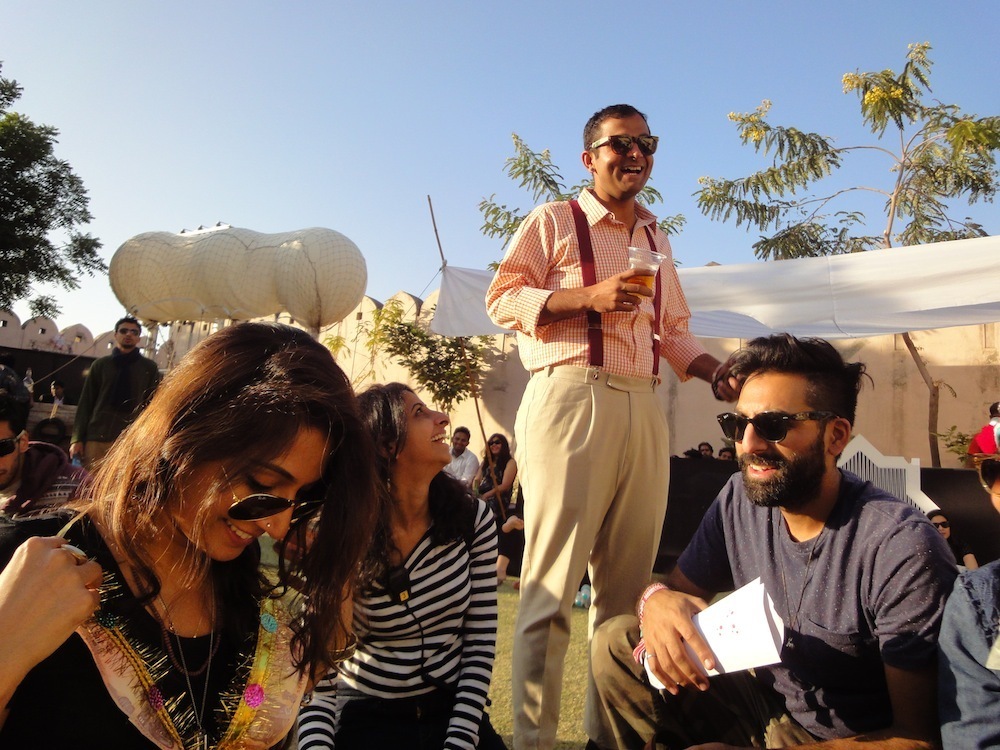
{"left": 426, "top": 195, "right": 501, "bottom": 514}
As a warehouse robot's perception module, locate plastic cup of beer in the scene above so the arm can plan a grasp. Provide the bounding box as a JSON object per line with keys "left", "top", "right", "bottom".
{"left": 627, "top": 246, "right": 665, "bottom": 290}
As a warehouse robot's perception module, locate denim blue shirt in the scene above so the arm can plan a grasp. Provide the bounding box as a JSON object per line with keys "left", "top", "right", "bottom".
{"left": 938, "top": 560, "right": 1000, "bottom": 749}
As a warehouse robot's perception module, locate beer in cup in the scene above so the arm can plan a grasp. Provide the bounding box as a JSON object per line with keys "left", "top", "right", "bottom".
{"left": 626, "top": 246, "right": 665, "bottom": 290}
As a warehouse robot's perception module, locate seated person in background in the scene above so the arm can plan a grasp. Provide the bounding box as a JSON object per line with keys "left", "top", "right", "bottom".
{"left": 938, "top": 455, "right": 1000, "bottom": 749}
{"left": 0, "top": 392, "right": 88, "bottom": 516}
{"left": 444, "top": 426, "right": 479, "bottom": 488}
{"left": 475, "top": 433, "right": 520, "bottom": 584}
{"left": 48, "top": 380, "right": 66, "bottom": 406}
{"left": 299, "top": 384, "right": 503, "bottom": 750}
{"left": 591, "top": 334, "right": 956, "bottom": 750}
{"left": 697, "top": 442, "right": 714, "bottom": 458}
{"left": 927, "top": 509, "right": 979, "bottom": 570}
{"left": 717, "top": 446, "right": 736, "bottom": 461}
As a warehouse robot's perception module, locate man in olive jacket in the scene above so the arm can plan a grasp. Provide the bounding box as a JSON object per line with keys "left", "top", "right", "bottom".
{"left": 69, "top": 316, "right": 160, "bottom": 469}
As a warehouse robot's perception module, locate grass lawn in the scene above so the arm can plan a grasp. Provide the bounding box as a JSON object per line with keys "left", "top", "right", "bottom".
{"left": 488, "top": 581, "right": 591, "bottom": 750}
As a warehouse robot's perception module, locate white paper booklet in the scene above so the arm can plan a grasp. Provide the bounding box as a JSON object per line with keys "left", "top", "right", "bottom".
{"left": 645, "top": 577, "right": 784, "bottom": 688}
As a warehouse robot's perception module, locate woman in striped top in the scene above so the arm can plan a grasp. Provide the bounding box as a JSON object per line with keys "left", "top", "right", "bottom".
{"left": 299, "top": 383, "right": 503, "bottom": 750}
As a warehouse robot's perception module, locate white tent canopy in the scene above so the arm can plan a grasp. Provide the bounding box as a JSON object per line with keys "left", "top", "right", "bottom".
{"left": 430, "top": 235, "right": 1000, "bottom": 339}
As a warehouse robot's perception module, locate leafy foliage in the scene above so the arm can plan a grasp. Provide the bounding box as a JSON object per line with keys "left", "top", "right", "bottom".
{"left": 365, "top": 301, "right": 491, "bottom": 414}
{"left": 0, "top": 63, "right": 105, "bottom": 316}
{"left": 480, "top": 133, "right": 685, "bottom": 251}
{"left": 696, "top": 42, "right": 999, "bottom": 466}
{"left": 696, "top": 43, "right": 998, "bottom": 260}
{"left": 934, "top": 424, "right": 974, "bottom": 459}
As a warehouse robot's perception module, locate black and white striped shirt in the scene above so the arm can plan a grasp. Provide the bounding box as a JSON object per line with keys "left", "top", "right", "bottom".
{"left": 299, "top": 499, "right": 498, "bottom": 749}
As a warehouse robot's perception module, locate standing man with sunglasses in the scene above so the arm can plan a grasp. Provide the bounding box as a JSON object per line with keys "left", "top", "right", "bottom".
{"left": 591, "top": 334, "right": 956, "bottom": 750}
{"left": 486, "top": 103, "right": 739, "bottom": 750}
{"left": 70, "top": 316, "right": 161, "bottom": 469}
{"left": 0, "top": 391, "right": 89, "bottom": 516}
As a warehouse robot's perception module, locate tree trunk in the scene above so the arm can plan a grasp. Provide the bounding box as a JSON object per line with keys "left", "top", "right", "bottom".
{"left": 900, "top": 331, "right": 942, "bottom": 467}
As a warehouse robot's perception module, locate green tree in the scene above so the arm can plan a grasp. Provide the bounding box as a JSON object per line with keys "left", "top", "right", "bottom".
{"left": 695, "top": 42, "right": 1000, "bottom": 465}
{"left": 0, "top": 63, "right": 105, "bottom": 319}
{"left": 479, "top": 133, "right": 685, "bottom": 250}
{"left": 363, "top": 300, "right": 491, "bottom": 415}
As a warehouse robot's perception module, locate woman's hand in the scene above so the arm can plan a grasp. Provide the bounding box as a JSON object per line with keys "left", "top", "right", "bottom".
{"left": 0, "top": 537, "right": 102, "bottom": 707}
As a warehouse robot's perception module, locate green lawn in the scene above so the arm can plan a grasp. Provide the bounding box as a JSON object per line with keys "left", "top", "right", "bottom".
{"left": 488, "top": 581, "right": 591, "bottom": 750}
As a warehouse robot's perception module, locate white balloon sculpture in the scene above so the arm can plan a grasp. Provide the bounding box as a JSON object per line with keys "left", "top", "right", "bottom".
{"left": 110, "top": 225, "right": 368, "bottom": 332}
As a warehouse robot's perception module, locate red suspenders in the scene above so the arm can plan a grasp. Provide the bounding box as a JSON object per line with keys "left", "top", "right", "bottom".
{"left": 569, "top": 200, "right": 662, "bottom": 376}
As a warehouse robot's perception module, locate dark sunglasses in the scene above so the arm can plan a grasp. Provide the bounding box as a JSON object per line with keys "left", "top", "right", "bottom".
{"left": 489, "top": 440, "right": 503, "bottom": 446}
{"left": 228, "top": 491, "right": 324, "bottom": 522}
{"left": 590, "top": 134, "right": 659, "bottom": 157}
{"left": 0, "top": 431, "right": 26, "bottom": 457}
{"left": 932, "top": 521, "right": 951, "bottom": 529}
{"left": 976, "top": 455, "right": 1000, "bottom": 493}
{"left": 116, "top": 327, "right": 141, "bottom": 336}
{"left": 717, "top": 411, "right": 836, "bottom": 444}
{"left": 224, "top": 472, "right": 324, "bottom": 521}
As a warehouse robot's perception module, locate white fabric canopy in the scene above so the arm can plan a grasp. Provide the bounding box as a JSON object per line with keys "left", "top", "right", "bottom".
{"left": 430, "top": 235, "right": 1000, "bottom": 339}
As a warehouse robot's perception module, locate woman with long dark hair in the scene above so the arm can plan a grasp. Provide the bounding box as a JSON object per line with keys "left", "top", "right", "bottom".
{"left": 0, "top": 322, "right": 379, "bottom": 748}
{"left": 474, "top": 433, "right": 522, "bottom": 585}
{"left": 299, "top": 383, "right": 503, "bottom": 750}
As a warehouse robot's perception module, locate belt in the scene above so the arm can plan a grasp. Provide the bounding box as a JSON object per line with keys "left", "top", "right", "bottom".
{"left": 535, "top": 365, "right": 659, "bottom": 392}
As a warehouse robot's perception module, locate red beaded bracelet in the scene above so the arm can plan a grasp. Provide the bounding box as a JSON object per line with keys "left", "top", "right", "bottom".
{"left": 637, "top": 582, "right": 668, "bottom": 626}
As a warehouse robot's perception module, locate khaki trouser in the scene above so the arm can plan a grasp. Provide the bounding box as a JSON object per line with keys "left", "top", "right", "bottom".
{"left": 591, "top": 615, "right": 816, "bottom": 749}
{"left": 511, "top": 366, "right": 670, "bottom": 749}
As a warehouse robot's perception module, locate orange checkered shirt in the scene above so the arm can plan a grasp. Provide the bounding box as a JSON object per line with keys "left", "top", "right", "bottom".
{"left": 486, "top": 189, "right": 706, "bottom": 380}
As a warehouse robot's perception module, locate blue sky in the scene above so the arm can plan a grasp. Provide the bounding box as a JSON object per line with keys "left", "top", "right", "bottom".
{"left": 4, "top": 0, "right": 999, "bottom": 336}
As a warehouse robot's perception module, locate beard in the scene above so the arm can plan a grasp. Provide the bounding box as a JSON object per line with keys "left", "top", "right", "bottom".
{"left": 739, "top": 429, "right": 827, "bottom": 510}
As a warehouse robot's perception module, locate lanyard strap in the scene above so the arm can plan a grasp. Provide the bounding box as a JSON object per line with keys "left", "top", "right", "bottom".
{"left": 569, "top": 200, "right": 661, "bottom": 374}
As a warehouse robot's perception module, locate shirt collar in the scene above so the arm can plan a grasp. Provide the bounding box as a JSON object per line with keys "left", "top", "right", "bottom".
{"left": 578, "top": 188, "right": 657, "bottom": 229}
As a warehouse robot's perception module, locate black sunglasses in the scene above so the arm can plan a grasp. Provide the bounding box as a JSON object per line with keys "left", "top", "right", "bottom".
{"left": 116, "top": 327, "right": 141, "bottom": 335}
{"left": 228, "top": 491, "right": 324, "bottom": 522}
{"left": 489, "top": 440, "right": 503, "bottom": 446}
{"left": 0, "top": 431, "right": 25, "bottom": 458}
{"left": 975, "top": 455, "right": 1000, "bottom": 493}
{"left": 932, "top": 521, "right": 951, "bottom": 529}
{"left": 716, "top": 411, "right": 836, "bottom": 444}
{"left": 224, "top": 471, "right": 324, "bottom": 521}
{"left": 590, "top": 134, "right": 659, "bottom": 157}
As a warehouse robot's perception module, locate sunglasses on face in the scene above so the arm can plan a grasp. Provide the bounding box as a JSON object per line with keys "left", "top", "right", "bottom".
{"left": 716, "top": 411, "right": 836, "bottom": 444}
{"left": 590, "top": 134, "right": 659, "bottom": 157}
{"left": 0, "top": 431, "right": 26, "bottom": 458}
{"left": 932, "top": 521, "right": 950, "bottom": 529}
{"left": 117, "top": 327, "right": 140, "bottom": 336}
{"left": 489, "top": 440, "right": 502, "bottom": 446}
{"left": 225, "top": 474, "right": 324, "bottom": 522}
